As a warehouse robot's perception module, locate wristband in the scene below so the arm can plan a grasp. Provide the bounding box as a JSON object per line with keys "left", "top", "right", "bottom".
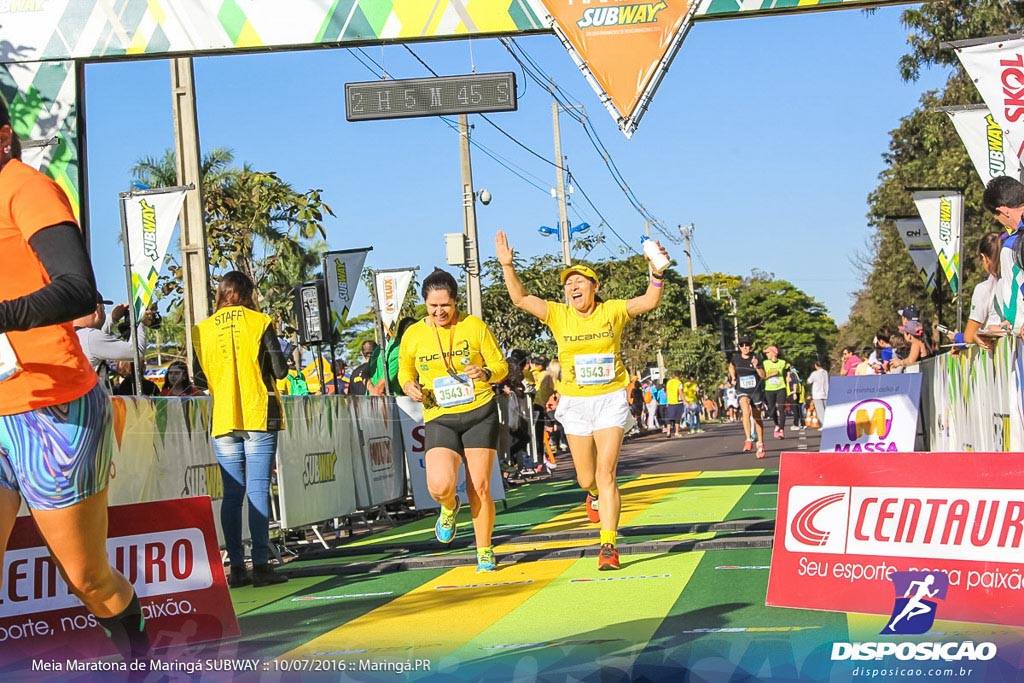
{"left": 483, "top": 368, "right": 493, "bottom": 381}
{"left": 651, "top": 280, "right": 663, "bottom": 288}
{"left": 650, "top": 271, "right": 664, "bottom": 280}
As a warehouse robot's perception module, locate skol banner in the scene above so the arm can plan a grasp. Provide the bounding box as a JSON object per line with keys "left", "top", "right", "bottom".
{"left": 819, "top": 375, "right": 922, "bottom": 453}
{"left": 0, "top": 497, "right": 237, "bottom": 667}
{"left": 375, "top": 269, "right": 416, "bottom": 334}
{"left": 533, "top": 0, "right": 697, "bottom": 136}
{"left": 953, "top": 36, "right": 1024, "bottom": 160}
{"left": 894, "top": 218, "right": 938, "bottom": 295}
{"left": 943, "top": 105, "right": 1023, "bottom": 184}
{"left": 122, "top": 188, "right": 189, "bottom": 318}
{"left": 323, "top": 248, "right": 370, "bottom": 338}
{"left": 911, "top": 190, "right": 963, "bottom": 295}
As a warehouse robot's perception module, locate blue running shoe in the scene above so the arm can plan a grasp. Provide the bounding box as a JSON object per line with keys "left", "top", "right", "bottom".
{"left": 434, "top": 497, "right": 462, "bottom": 545}
{"left": 476, "top": 547, "right": 497, "bottom": 572}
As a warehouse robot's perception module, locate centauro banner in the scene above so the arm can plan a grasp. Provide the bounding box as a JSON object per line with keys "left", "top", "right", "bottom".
{"left": 894, "top": 218, "right": 937, "bottom": 295}
{"left": 944, "top": 105, "right": 1023, "bottom": 184}
{"left": 122, "top": 188, "right": 189, "bottom": 318}
{"left": 534, "top": 0, "right": 697, "bottom": 136}
{"left": 911, "top": 190, "right": 963, "bottom": 295}
{"left": 323, "top": 248, "right": 370, "bottom": 338}
{"left": 953, "top": 36, "right": 1024, "bottom": 161}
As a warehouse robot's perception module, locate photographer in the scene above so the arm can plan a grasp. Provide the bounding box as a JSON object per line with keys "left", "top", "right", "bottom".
{"left": 73, "top": 295, "right": 159, "bottom": 387}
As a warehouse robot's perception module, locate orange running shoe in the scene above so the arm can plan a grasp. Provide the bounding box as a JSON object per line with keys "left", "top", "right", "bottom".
{"left": 585, "top": 494, "right": 601, "bottom": 523}
{"left": 742, "top": 440, "right": 754, "bottom": 452}
{"left": 597, "top": 543, "right": 620, "bottom": 571}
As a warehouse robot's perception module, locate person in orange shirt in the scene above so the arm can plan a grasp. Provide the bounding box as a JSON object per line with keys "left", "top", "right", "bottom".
{"left": 0, "top": 97, "right": 148, "bottom": 661}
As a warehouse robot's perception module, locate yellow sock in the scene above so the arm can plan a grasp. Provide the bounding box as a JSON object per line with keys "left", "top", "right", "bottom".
{"left": 588, "top": 487, "right": 600, "bottom": 498}
{"left": 600, "top": 530, "right": 617, "bottom": 546}
{"left": 477, "top": 545, "right": 493, "bottom": 558}
{"left": 441, "top": 503, "right": 455, "bottom": 515}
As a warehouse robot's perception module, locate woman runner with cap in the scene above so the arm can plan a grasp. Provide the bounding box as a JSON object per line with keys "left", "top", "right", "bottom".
{"left": 495, "top": 231, "right": 668, "bottom": 571}
{"left": 730, "top": 336, "right": 767, "bottom": 458}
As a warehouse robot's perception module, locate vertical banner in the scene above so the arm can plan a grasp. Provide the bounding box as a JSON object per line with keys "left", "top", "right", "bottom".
{"left": 349, "top": 396, "right": 407, "bottom": 508}
{"left": 911, "top": 190, "right": 963, "bottom": 295}
{"left": 894, "top": 218, "right": 938, "bottom": 295}
{"left": 122, "top": 188, "right": 189, "bottom": 317}
{"left": 943, "top": 105, "right": 1023, "bottom": 183}
{"left": 535, "top": 0, "right": 697, "bottom": 136}
{"left": 374, "top": 268, "right": 416, "bottom": 333}
{"left": 820, "top": 375, "right": 922, "bottom": 453}
{"left": 953, "top": 36, "right": 1024, "bottom": 160}
{"left": 323, "top": 248, "right": 371, "bottom": 338}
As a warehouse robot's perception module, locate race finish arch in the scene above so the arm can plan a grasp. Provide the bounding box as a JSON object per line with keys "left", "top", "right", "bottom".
{"left": 3, "top": 0, "right": 911, "bottom": 217}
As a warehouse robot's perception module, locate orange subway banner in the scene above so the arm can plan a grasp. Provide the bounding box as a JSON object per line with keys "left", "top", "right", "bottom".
{"left": 538, "top": 1, "right": 695, "bottom": 136}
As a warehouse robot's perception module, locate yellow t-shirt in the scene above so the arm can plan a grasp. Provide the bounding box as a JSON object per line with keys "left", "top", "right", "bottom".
{"left": 397, "top": 314, "right": 508, "bottom": 423}
{"left": 682, "top": 381, "right": 699, "bottom": 404}
{"left": 545, "top": 299, "right": 631, "bottom": 397}
{"left": 193, "top": 306, "right": 283, "bottom": 438}
{"left": 666, "top": 377, "right": 682, "bottom": 405}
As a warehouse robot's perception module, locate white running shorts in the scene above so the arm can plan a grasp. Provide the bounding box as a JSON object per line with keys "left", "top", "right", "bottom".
{"left": 554, "top": 389, "right": 634, "bottom": 436}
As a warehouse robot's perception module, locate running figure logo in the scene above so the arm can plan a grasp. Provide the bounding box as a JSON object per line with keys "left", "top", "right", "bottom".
{"left": 883, "top": 571, "right": 949, "bottom": 635}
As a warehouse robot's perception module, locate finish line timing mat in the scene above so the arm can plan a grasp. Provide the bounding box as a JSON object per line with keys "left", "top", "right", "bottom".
{"left": 11, "top": 469, "right": 1024, "bottom": 681}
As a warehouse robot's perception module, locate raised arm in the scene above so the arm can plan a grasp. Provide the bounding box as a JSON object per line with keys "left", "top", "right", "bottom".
{"left": 625, "top": 239, "right": 669, "bottom": 317}
{"left": 495, "top": 231, "right": 548, "bottom": 322}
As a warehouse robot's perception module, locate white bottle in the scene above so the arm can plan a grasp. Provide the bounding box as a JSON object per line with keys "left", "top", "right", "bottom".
{"left": 0, "top": 333, "right": 21, "bottom": 383}
{"left": 641, "top": 235, "right": 670, "bottom": 272}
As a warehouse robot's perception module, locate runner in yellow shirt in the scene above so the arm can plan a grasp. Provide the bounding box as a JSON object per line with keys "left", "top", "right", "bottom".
{"left": 665, "top": 371, "right": 683, "bottom": 437}
{"left": 495, "top": 231, "right": 669, "bottom": 570}
{"left": 398, "top": 269, "right": 508, "bottom": 572}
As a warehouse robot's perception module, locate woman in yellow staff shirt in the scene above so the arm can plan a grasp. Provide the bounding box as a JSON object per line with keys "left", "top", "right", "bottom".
{"left": 398, "top": 268, "right": 508, "bottom": 572}
{"left": 495, "top": 231, "right": 668, "bottom": 571}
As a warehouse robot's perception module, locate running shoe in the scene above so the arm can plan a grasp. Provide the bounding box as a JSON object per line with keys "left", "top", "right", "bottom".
{"left": 742, "top": 440, "right": 753, "bottom": 452}
{"left": 774, "top": 427, "right": 785, "bottom": 439}
{"left": 586, "top": 493, "right": 601, "bottom": 523}
{"left": 434, "top": 497, "right": 462, "bottom": 545}
{"left": 476, "top": 548, "right": 497, "bottom": 573}
{"left": 597, "top": 543, "right": 620, "bottom": 571}
{"left": 790, "top": 425, "right": 802, "bottom": 431}
{"left": 756, "top": 443, "right": 766, "bottom": 459}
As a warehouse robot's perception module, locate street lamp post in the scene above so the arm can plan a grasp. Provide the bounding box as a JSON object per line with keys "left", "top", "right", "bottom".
{"left": 538, "top": 222, "right": 590, "bottom": 261}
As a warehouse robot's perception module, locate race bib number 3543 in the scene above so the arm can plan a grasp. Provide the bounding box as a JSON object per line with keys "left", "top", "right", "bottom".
{"left": 575, "top": 354, "right": 615, "bottom": 385}
{"left": 433, "top": 375, "right": 475, "bottom": 407}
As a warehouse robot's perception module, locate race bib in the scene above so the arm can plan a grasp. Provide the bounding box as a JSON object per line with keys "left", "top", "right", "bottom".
{"left": 432, "top": 374, "right": 475, "bottom": 408}
{"left": 575, "top": 354, "right": 615, "bottom": 385}
{"left": 738, "top": 375, "right": 756, "bottom": 390}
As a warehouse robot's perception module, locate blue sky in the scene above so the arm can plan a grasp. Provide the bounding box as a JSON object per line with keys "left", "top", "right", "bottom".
{"left": 83, "top": 5, "right": 948, "bottom": 334}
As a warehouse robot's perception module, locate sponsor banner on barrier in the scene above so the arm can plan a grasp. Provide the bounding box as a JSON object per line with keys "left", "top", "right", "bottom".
{"left": 349, "top": 396, "right": 407, "bottom": 509}
{"left": 395, "top": 396, "right": 505, "bottom": 510}
{"left": 276, "top": 396, "right": 359, "bottom": 529}
{"left": 820, "top": 375, "right": 921, "bottom": 453}
{"left": 767, "top": 451, "right": 1024, "bottom": 627}
{"left": 0, "top": 497, "right": 237, "bottom": 663}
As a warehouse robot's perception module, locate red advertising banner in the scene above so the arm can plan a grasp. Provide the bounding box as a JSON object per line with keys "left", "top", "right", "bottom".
{"left": 0, "top": 497, "right": 238, "bottom": 665}
{"left": 768, "top": 451, "right": 1024, "bottom": 627}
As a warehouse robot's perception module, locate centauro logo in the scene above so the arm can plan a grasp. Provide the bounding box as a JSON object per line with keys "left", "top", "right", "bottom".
{"left": 181, "top": 464, "right": 223, "bottom": 500}
{"left": 577, "top": 2, "right": 667, "bottom": 28}
{"left": 303, "top": 451, "right": 337, "bottom": 488}
{"left": 140, "top": 199, "right": 158, "bottom": 260}
{"left": 985, "top": 114, "right": 1007, "bottom": 176}
{"left": 939, "top": 196, "right": 953, "bottom": 243}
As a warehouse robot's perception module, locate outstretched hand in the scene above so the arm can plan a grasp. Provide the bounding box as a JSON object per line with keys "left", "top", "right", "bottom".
{"left": 495, "top": 231, "right": 515, "bottom": 267}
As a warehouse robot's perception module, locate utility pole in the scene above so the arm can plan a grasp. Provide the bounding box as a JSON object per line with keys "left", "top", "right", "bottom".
{"left": 681, "top": 224, "right": 697, "bottom": 331}
{"left": 459, "top": 114, "right": 483, "bottom": 318}
{"left": 170, "top": 58, "right": 211, "bottom": 366}
{"left": 552, "top": 102, "right": 571, "bottom": 266}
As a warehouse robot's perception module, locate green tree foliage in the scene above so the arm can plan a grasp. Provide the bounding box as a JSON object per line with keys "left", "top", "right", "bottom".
{"left": 131, "top": 148, "right": 333, "bottom": 354}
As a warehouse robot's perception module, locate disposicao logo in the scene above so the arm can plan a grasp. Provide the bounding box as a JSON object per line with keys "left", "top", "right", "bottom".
{"left": 883, "top": 571, "right": 948, "bottom": 635}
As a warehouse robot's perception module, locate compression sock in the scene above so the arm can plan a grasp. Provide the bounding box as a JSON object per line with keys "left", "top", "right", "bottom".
{"left": 95, "top": 592, "right": 150, "bottom": 661}
{"left": 600, "top": 530, "right": 617, "bottom": 547}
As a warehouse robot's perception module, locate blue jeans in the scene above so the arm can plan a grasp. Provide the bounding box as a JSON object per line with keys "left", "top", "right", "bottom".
{"left": 213, "top": 430, "right": 278, "bottom": 567}
{"left": 685, "top": 402, "right": 701, "bottom": 431}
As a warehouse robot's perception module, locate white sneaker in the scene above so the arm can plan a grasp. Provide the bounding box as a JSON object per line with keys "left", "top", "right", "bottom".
{"left": 790, "top": 425, "right": 801, "bottom": 431}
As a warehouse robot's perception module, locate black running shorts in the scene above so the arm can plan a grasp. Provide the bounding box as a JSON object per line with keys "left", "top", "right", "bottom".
{"left": 424, "top": 398, "right": 500, "bottom": 454}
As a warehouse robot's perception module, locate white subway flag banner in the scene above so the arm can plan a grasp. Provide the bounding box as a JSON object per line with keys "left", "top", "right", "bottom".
{"left": 324, "top": 249, "right": 369, "bottom": 337}
{"left": 375, "top": 269, "right": 415, "bottom": 332}
{"left": 123, "top": 189, "right": 188, "bottom": 318}
{"left": 946, "top": 106, "right": 1023, "bottom": 183}
{"left": 894, "top": 218, "right": 938, "bottom": 295}
{"left": 912, "top": 190, "right": 962, "bottom": 295}
{"left": 955, "top": 37, "right": 1024, "bottom": 160}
